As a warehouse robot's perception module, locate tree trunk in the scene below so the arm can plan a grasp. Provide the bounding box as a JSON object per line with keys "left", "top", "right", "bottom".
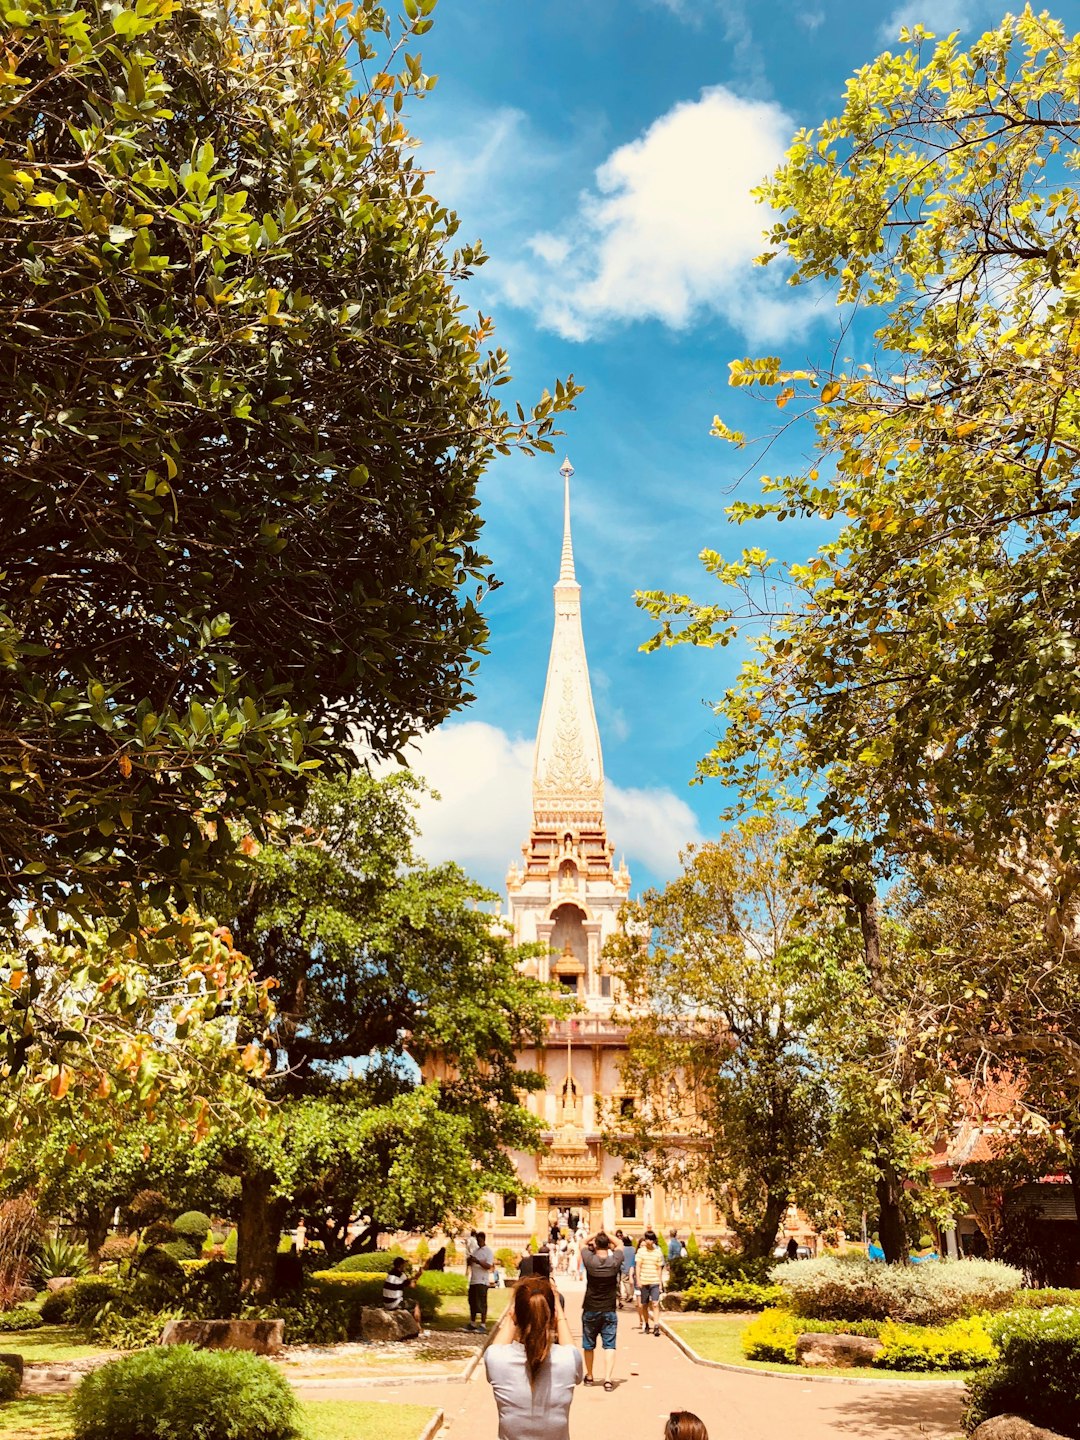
{"left": 743, "top": 1192, "right": 789, "bottom": 1260}
{"left": 875, "top": 1149, "right": 907, "bottom": 1264}
{"left": 238, "top": 1171, "right": 285, "bottom": 1298}
{"left": 79, "top": 1207, "right": 111, "bottom": 1272}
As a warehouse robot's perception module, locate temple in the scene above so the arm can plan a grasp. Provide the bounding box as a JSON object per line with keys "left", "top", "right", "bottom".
{"left": 477, "top": 459, "right": 730, "bottom": 1244}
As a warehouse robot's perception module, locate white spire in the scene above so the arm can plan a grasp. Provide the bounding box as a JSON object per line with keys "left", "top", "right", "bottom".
{"left": 559, "top": 456, "right": 576, "bottom": 583}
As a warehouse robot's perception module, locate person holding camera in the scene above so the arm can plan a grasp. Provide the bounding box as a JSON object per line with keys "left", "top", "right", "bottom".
{"left": 580, "top": 1230, "right": 623, "bottom": 1392}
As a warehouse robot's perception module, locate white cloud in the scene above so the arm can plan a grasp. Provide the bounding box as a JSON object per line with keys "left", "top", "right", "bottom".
{"left": 388, "top": 721, "right": 703, "bottom": 892}
{"left": 797, "top": 6, "right": 825, "bottom": 30}
{"left": 877, "top": 0, "right": 999, "bottom": 42}
{"left": 491, "top": 86, "right": 823, "bottom": 346}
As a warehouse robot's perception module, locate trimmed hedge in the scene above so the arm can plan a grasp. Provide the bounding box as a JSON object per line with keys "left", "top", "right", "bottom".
{"left": 332, "top": 1253, "right": 396, "bottom": 1274}
{"left": 772, "top": 1255, "right": 1023, "bottom": 1323}
{"left": 680, "top": 1281, "right": 784, "bottom": 1312}
{"left": 1010, "top": 1287, "right": 1080, "bottom": 1310}
{"left": 310, "top": 1272, "right": 438, "bottom": 1324}
{"left": 742, "top": 1309, "right": 796, "bottom": 1363}
{"left": 72, "top": 1346, "right": 302, "bottom": 1440}
{"left": 873, "top": 1317, "right": 996, "bottom": 1372}
{"left": 172, "top": 1213, "right": 212, "bottom": 1244}
{"left": 415, "top": 1271, "right": 468, "bottom": 1296}
{"left": 966, "top": 1306, "right": 1080, "bottom": 1437}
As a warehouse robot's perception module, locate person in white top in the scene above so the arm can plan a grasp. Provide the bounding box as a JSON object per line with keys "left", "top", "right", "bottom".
{"left": 466, "top": 1229, "right": 495, "bottom": 1331}
{"left": 484, "top": 1274, "right": 582, "bottom": 1440}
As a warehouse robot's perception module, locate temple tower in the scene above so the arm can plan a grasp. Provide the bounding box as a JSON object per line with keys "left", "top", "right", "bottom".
{"left": 506, "top": 458, "right": 631, "bottom": 1008}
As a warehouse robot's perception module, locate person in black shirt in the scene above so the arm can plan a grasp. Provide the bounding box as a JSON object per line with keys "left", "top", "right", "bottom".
{"left": 580, "top": 1231, "right": 623, "bottom": 1391}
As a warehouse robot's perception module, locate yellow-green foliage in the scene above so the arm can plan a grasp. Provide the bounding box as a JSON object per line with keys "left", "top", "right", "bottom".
{"left": 874, "top": 1316, "right": 997, "bottom": 1372}
{"left": 741, "top": 1309, "right": 797, "bottom": 1364}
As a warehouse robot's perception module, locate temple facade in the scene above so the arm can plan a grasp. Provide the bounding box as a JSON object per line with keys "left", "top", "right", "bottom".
{"left": 475, "top": 460, "right": 732, "bottom": 1248}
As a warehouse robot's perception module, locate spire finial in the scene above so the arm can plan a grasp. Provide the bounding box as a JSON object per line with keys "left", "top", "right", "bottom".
{"left": 559, "top": 457, "right": 576, "bottom": 583}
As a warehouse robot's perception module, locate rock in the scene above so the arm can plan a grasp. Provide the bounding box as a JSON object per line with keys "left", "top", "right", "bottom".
{"left": 971, "top": 1418, "right": 1069, "bottom": 1440}
{"left": 359, "top": 1307, "right": 421, "bottom": 1342}
{"left": 796, "top": 1332, "right": 884, "bottom": 1368}
{"left": 45, "top": 1277, "right": 77, "bottom": 1293}
{"left": 0, "top": 1353, "right": 24, "bottom": 1380}
{"left": 660, "top": 1291, "right": 684, "bottom": 1311}
{"left": 159, "top": 1319, "right": 284, "bottom": 1356}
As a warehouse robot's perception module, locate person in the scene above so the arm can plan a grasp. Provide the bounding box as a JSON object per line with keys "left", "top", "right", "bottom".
{"left": 466, "top": 1230, "right": 495, "bottom": 1332}
{"left": 618, "top": 1233, "right": 637, "bottom": 1308}
{"left": 424, "top": 1245, "right": 446, "bottom": 1271}
{"left": 667, "top": 1229, "right": 684, "bottom": 1262}
{"left": 635, "top": 1230, "right": 664, "bottom": 1335}
{"left": 580, "top": 1230, "right": 623, "bottom": 1392}
{"left": 518, "top": 1250, "right": 535, "bottom": 1279}
{"left": 665, "top": 1413, "right": 709, "bottom": 1440}
{"left": 785, "top": 1237, "right": 799, "bottom": 1262}
{"left": 381, "top": 1255, "right": 421, "bottom": 1323}
{"left": 484, "top": 1274, "right": 582, "bottom": 1440}
{"left": 867, "top": 1231, "right": 886, "bottom": 1263}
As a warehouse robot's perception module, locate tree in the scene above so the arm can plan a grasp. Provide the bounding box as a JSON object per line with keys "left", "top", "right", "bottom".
{"left": 213, "top": 773, "right": 554, "bottom": 1295}
{"left": 638, "top": 10, "right": 1080, "bottom": 1094}
{"left": 606, "top": 822, "right": 831, "bottom": 1258}
{"left": 0, "top": 0, "right": 578, "bottom": 920}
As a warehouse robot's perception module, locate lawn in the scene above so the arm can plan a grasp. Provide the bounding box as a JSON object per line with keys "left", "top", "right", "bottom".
{"left": 0, "top": 1395, "right": 438, "bottom": 1440}
{"left": 426, "top": 1287, "right": 511, "bottom": 1333}
{"left": 666, "top": 1314, "right": 971, "bottom": 1382}
{"left": 1, "top": 1330, "right": 110, "bottom": 1365}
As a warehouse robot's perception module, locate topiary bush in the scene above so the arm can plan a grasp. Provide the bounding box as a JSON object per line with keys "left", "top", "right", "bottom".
{"left": 222, "top": 1231, "right": 238, "bottom": 1264}
{"left": 0, "top": 1362, "right": 20, "bottom": 1402}
{"left": 416, "top": 1271, "right": 468, "bottom": 1296}
{"left": 333, "top": 1253, "right": 396, "bottom": 1273}
{"left": 772, "top": 1255, "right": 1023, "bottom": 1323}
{"left": 741, "top": 1309, "right": 797, "bottom": 1364}
{"left": 0, "top": 1306, "right": 41, "bottom": 1332}
{"left": 72, "top": 1345, "right": 303, "bottom": 1440}
{"left": 874, "top": 1317, "right": 996, "bottom": 1372}
{"left": 680, "top": 1281, "right": 784, "bottom": 1312}
{"left": 964, "top": 1306, "right": 1080, "bottom": 1437}
{"left": 39, "top": 1288, "right": 72, "bottom": 1324}
{"left": 172, "top": 1214, "right": 212, "bottom": 1246}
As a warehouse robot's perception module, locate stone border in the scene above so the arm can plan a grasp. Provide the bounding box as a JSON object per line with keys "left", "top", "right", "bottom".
{"left": 659, "top": 1321, "right": 966, "bottom": 1391}
{"left": 417, "top": 1408, "right": 445, "bottom": 1440}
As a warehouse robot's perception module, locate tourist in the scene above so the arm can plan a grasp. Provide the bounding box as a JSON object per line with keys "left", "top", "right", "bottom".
{"left": 580, "top": 1230, "right": 623, "bottom": 1391}
{"left": 635, "top": 1230, "right": 664, "bottom": 1335}
{"left": 465, "top": 1229, "right": 495, "bottom": 1332}
{"left": 518, "top": 1249, "right": 535, "bottom": 1279}
{"left": 381, "top": 1256, "right": 421, "bottom": 1323}
{"left": 618, "top": 1233, "right": 637, "bottom": 1308}
{"left": 667, "top": 1229, "right": 684, "bottom": 1262}
{"left": 484, "top": 1275, "right": 582, "bottom": 1440}
{"left": 785, "top": 1237, "right": 799, "bottom": 1262}
{"left": 867, "top": 1231, "right": 886, "bottom": 1263}
{"left": 664, "top": 1413, "right": 708, "bottom": 1440}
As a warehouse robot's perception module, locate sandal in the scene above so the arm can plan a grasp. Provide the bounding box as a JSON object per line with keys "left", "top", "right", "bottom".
{"left": 583, "top": 1376, "right": 595, "bottom": 1386}
{"left": 603, "top": 1381, "right": 615, "bottom": 1392}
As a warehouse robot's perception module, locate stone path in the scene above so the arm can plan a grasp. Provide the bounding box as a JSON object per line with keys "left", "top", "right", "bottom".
{"left": 293, "top": 1281, "right": 966, "bottom": 1440}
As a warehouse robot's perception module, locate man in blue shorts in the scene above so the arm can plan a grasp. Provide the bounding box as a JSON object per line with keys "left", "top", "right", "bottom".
{"left": 580, "top": 1230, "right": 623, "bottom": 1391}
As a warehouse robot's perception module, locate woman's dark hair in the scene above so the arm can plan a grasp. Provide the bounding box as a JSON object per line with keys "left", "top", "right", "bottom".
{"left": 665, "top": 1413, "right": 708, "bottom": 1440}
{"left": 513, "top": 1274, "right": 557, "bottom": 1384}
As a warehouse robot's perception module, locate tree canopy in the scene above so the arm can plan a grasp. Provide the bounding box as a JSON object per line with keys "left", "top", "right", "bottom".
{"left": 0, "top": 0, "right": 577, "bottom": 919}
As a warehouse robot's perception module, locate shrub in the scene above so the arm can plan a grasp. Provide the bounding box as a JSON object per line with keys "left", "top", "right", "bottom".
{"left": 246, "top": 1293, "right": 351, "bottom": 1346}
{"left": 66, "top": 1277, "right": 121, "bottom": 1327}
{"left": 416, "top": 1271, "right": 468, "bottom": 1296}
{"left": 772, "top": 1255, "right": 1023, "bottom": 1324}
{"left": 310, "top": 1272, "right": 437, "bottom": 1323}
{"left": 0, "top": 1305, "right": 41, "bottom": 1331}
{"left": 742, "top": 1309, "right": 797, "bottom": 1364}
{"left": 35, "top": 1234, "right": 91, "bottom": 1283}
{"left": 874, "top": 1317, "right": 996, "bottom": 1372}
{"left": 446, "top": 1242, "right": 459, "bottom": 1265}
{"left": 333, "top": 1253, "right": 396, "bottom": 1274}
{"left": 72, "top": 1345, "right": 303, "bottom": 1440}
{"left": 966, "top": 1306, "right": 1080, "bottom": 1437}
{"left": 0, "top": 1362, "right": 20, "bottom": 1402}
{"left": 155, "top": 1241, "right": 197, "bottom": 1265}
{"left": 494, "top": 1248, "right": 517, "bottom": 1273}
{"left": 39, "top": 1289, "right": 72, "bottom": 1323}
{"left": 99, "top": 1236, "right": 136, "bottom": 1266}
{"left": 681, "top": 1281, "right": 784, "bottom": 1313}
{"left": 686, "top": 1233, "right": 699, "bottom": 1259}
{"left": 172, "top": 1213, "right": 212, "bottom": 1246}
{"left": 669, "top": 1243, "right": 772, "bottom": 1292}
{"left": 414, "top": 1239, "right": 430, "bottom": 1263}
{"left": 93, "top": 1309, "right": 173, "bottom": 1351}
{"left": 123, "top": 1193, "right": 169, "bottom": 1232}
{"left": 223, "top": 1231, "right": 238, "bottom": 1264}
{"left": 1010, "top": 1288, "right": 1080, "bottom": 1310}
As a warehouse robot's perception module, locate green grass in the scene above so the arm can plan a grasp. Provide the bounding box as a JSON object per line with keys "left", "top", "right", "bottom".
{"left": 0, "top": 1395, "right": 437, "bottom": 1440}
{"left": 667, "top": 1315, "right": 972, "bottom": 1382}
{"left": 1, "top": 1329, "right": 110, "bottom": 1364}
{"left": 426, "top": 1287, "right": 511, "bottom": 1333}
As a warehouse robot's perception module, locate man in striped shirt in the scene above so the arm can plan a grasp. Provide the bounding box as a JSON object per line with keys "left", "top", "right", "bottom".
{"left": 381, "top": 1256, "right": 421, "bottom": 1323}
{"left": 634, "top": 1231, "right": 664, "bottom": 1335}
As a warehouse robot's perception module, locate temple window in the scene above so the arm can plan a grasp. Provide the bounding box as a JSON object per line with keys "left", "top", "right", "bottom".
{"left": 620, "top": 1096, "right": 635, "bottom": 1119}
{"left": 621, "top": 1193, "right": 637, "bottom": 1219}
{"left": 503, "top": 1195, "right": 518, "bottom": 1218}
{"left": 600, "top": 974, "right": 612, "bottom": 998}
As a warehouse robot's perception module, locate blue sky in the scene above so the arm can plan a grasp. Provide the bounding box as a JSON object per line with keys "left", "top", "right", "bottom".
{"left": 392, "top": 0, "right": 1077, "bottom": 896}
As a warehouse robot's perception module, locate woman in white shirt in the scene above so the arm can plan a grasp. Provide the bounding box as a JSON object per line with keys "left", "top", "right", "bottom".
{"left": 484, "top": 1274, "right": 582, "bottom": 1440}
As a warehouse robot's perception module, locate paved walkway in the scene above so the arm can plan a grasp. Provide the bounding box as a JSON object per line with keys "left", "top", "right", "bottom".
{"left": 295, "top": 1282, "right": 965, "bottom": 1440}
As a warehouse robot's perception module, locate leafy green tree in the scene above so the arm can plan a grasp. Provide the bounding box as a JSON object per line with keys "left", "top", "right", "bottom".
{"left": 213, "top": 773, "right": 554, "bottom": 1295}
{"left": 606, "top": 822, "right": 831, "bottom": 1258}
{"left": 0, "top": 0, "right": 577, "bottom": 921}
{"left": 639, "top": 11, "right": 1080, "bottom": 1106}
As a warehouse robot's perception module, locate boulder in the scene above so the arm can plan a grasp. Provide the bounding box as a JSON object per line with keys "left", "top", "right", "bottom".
{"left": 45, "top": 1277, "right": 77, "bottom": 1293}
{"left": 359, "top": 1307, "right": 421, "bottom": 1343}
{"left": 0, "top": 1353, "right": 24, "bottom": 1380}
{"left": 971, "top": 1419, "right": 1069, "bottom": 1440}
{"left": 796, "top": 1332, "right": 884, "bottom": 1368}
{"left": 159, "top": 1319, "right": 284, "bottom": 1356}
{"left": 660, "top": 1292, "right": 684, "bottom": 1312}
